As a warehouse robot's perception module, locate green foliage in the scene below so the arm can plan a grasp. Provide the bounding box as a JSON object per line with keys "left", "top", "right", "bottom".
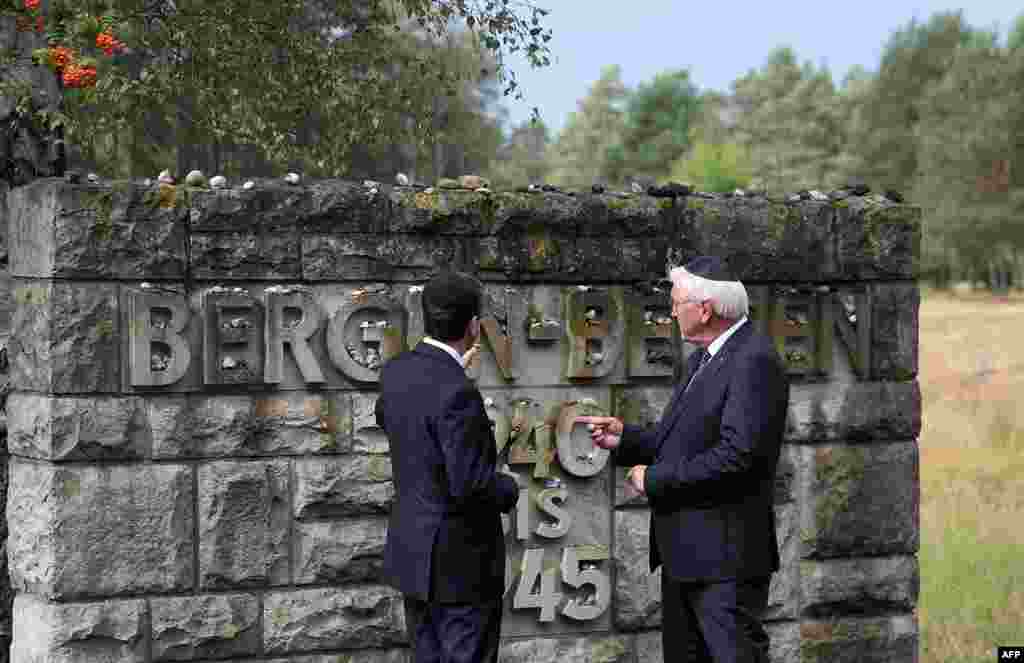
{"left": 731, "top": 46, "right": 843, "bottom": 194}
{"left": 547, "top": 65, "right": 628, "bottom": 189}
{"left": 23, "top": 0, "right": 553, "bottom": 179}
{"left": 488, "top": 119, "right": 552, "bottom": 189}
{"left": 670, "top": 141, "right": 751, "bottom": 193}
{"left": 605, "top": 69, "right": 701, "bottom": 183}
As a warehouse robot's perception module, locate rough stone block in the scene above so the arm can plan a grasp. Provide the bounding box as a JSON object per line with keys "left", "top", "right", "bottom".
{"left": 389, "top": 188, "right": 487, "bottom": 234}
{"left": 6, "top": 393, "right": 149, "bottom": 461}
{"left": 835, "top": 197, "right": 921, "bottom": 279}
{"left": 302, "top": 234, "right": 394, "bottom": 281}
{"left": 589, "top": 194, "right": 680, "bottom": 238}
{"left": 797, "top": 441, "right": 919, "bottom": 559}
{"left": 774, "top": 445, "right": 799, "bottom": 504}
{"left": 7, "top": 461, "right": 193, "bottom": 599}
{"left": 189, "top": 185, "right": 313, "bottom": 232}
{"left": 258, "top": 653, "right": 410, "bottom": 663}
{"left": 870, "top": 284, "right": 919, "bottom": 380}
{"left": 519, "top": 231, "right": 575, "bottom": 282}
{"left": 351, "top": 392, "right": 389, "bottom": 454}
{"left": 800, "top": 555, "right": 919, "bottom": 617}
{"left": 10, "top": 594, "right": 148, "bottom": 663}
{"left": 294, "top": 518, "right": 388, "bottom": 585}
{"left": 386, "top": 235, "right": 466, "bottom": 281}
{"left": 798, "top": 614, "right": 918, "bottom": 663}
{"left": 293, "top": 456, "right": 394, "bottom": 519}
{"left": 150, "top": 392, "right": 352, "bottom": 458}
{"left": 572, "top": 238, "right": 623, "bottom": 282}
{"left": 190, "top": 231, "right": 301, "bottom": 279}
{"left": 767, "top": 621, "right": 801, "bottom": 663}
{"left": 198, "top": 460, "right": 290, "bottom": 588}
{"left": 786, "top": 381, "right": 921, "bottom": 443}
{"left": 612, "top": 509, "right": 661, "bottom": 630}
{"left": 473, "top": 235, "right": 523, "bottom": 280}
{"left": 8, "top": 279, "right": 119, "bottom": 393}
{"left": 634, "top": 631, "right": 661, "bottom": 663}
{"left": 151, "top": 594, "right": 260, "bottom": 661}
{"left": 264, "top": 586, "right": 406, "bottom": 654}
{"left": 7, "top": 179, "right": 187, "bottom": 279}
{"left": 498, "top": 634, "right": 634, "bottom": 663}
{"left": 697, "top": 199, "right": 836, "bottom": 281}
{"left": 611, "top": 385, "right": 674, "bottom": 507}
{"left": 307, "top": 180, "right": 391, "bottom": 233}
{"left": 619, "top": 237, "right": 676, "bottom": 281}
{"left": 485, "top": 191, "right": 585, "bottom": 236}
{"left": 766, "top": 503, "right": 801, "bottom": 621}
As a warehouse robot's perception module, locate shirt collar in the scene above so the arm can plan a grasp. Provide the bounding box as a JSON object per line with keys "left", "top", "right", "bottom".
{"left": 422, "top": 336, "right": 466, "bottom": 368}
{"left": 707, "top": 316, "right": 748, "bottom": 358}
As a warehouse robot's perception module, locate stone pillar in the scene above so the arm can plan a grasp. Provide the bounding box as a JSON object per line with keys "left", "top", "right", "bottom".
{"left": 4, "top": 179, "right": 920, "bottom": 662}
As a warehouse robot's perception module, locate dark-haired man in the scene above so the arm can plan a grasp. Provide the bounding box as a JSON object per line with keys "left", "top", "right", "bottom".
{"left": 376, "top": 271, "right": 519, "bottom": 663}
{"left": 577, "top": 256, "right": 790, "bottom": 663}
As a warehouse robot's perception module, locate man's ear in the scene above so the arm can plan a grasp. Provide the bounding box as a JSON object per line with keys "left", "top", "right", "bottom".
{"left": 468, "top": 316, "right": 481, "bottom": 341}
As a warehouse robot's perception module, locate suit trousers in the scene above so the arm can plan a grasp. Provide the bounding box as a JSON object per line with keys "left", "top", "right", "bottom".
{"left": 403, "top": 594, "right": 503, "bottom": 663}
{"left": 661, "top": 573, "right": 772, "bottom": 663}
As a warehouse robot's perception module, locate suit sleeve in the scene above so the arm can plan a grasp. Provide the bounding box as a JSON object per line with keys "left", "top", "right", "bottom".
{"left": 613, "top": 424, "right": 659, "bottom": 467}
{"left": 437, "top": 383, "right": 519, "bottom": 514}
{"left": 644, "top": 352, "right": 787, "bottom": 503}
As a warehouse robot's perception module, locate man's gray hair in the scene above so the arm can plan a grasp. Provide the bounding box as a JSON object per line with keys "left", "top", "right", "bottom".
{"left": 668, "top": 266, "right": 749, "bottom": 320}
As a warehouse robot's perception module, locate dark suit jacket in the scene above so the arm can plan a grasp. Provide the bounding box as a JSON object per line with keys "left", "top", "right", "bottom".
{"left": 376, "top": 342, "right": 519, "bottom": 603}
{"left": 614, "top": 321, "right": 789, "bottom": 583}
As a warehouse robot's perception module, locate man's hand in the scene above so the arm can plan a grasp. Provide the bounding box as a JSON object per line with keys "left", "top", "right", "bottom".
{"left": 626, "top": 465, "right": 646, "bottom": 496}
{"left": 462, "top": 342, "right": 482, "bottom": 368}
{"left": 575, "top": 415, "right": 623, "bottom": 450}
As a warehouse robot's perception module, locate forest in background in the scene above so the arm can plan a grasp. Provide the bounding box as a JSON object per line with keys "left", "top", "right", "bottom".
{"left": 55, "top": 8, "right": 1024, "bottom": 290}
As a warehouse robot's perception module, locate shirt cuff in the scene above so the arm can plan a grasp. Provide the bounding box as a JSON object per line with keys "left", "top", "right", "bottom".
{"left": 644, "top": 462, "right": 668, "bottom": 500}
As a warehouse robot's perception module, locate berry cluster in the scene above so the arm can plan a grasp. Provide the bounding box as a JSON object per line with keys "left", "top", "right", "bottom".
{"left": 96, "top": 31, "right": 125, "bottom": 56}
{"left": 48, "top": 46, "right": 74, "bottom": 69}
{"left": 62, "top": 64, "right": 97, "bottom": 89}
{"left": 24, "top": 0, "right": 40, "bottom": 10}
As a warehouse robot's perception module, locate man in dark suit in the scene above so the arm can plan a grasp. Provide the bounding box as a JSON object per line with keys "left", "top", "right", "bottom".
{"left": 577, "top": 256, "right": 789, "bottom": 662}
{"left": 375, "top": 271, "right": 519, "bottom": 663}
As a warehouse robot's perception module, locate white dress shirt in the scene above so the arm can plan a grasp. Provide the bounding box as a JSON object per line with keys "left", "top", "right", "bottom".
{"left": 707, "top": 316, "right": 749, "bottom": 358}
{"left": 422, "top": 336, "right": 466, "bottom": 368}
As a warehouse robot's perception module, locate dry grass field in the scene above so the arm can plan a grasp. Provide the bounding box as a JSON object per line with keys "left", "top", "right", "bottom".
{"left": 918, "top": 289, "right": 1024, "bottom": 662}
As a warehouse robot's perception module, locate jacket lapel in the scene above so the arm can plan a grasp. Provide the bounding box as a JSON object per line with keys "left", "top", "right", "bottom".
{"left": 413, "top": 342, "right": 465, "bottom": 376}
{"left": 654, "top": 322, "right": 754, "bottom": 452}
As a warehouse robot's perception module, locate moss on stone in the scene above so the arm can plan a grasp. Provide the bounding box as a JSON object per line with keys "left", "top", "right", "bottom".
{"left": 769, "top": 204, "right": 797, "bottom": 242}
{"left": 687, "top": 197, "right": 705, "bottom": 210}
{"left": 813, "top": 445, "right": 866, "bottom": 537}
{"left": 84, "top": 189, "right": 115, "bottom": 240}
{"left": 368, "top": 456, "right": 391, "bottom": 481}
{"left": 656, "top": 197, "right": 674, "bottom": 210}
{"left": 591, "top": 638, "right": 628, "bottom": 663}
{"left": 412, "top": 190, "right": 438, "bottom": 210}
{"left": 831, "top": 199, "right": 849, "bottom": 209}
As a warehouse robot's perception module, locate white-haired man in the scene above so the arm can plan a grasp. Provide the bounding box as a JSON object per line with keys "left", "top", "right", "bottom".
{"left": 578, "top": 256, "right": 790, "bottom": 662}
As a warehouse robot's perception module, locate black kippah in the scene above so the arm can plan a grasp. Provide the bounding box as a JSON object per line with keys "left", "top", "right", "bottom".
{"left": 683, "top": 256, "right": 733, "bottom": 282}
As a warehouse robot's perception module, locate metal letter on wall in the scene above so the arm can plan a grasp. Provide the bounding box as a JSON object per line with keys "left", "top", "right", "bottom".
{"left": 326, "top": 293, "right": 407, "bottom": 383}
{"left": 264, "top": 287, "right": 325, "bottom": 385}
{"left": 626, "top": 291, "right": 676, "bottom": 377}
{"left": 564, "top": 287, "right": 625, "bottom": 379}
{"left": 128, "top": 290, "right": 192, "bottom": 387}
{"left": 750, "top": 286, "right": 834, "bottom": 379}
{"left": 555, "top": 400, "right": 610, "bottom": 478}
{"left": 202, "top": 289, "right": 264, "bottom": 386}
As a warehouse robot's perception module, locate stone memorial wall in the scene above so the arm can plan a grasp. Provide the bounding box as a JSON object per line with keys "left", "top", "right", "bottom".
{"left": 3, "top": 178, "right": 920, "bottom": 662}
